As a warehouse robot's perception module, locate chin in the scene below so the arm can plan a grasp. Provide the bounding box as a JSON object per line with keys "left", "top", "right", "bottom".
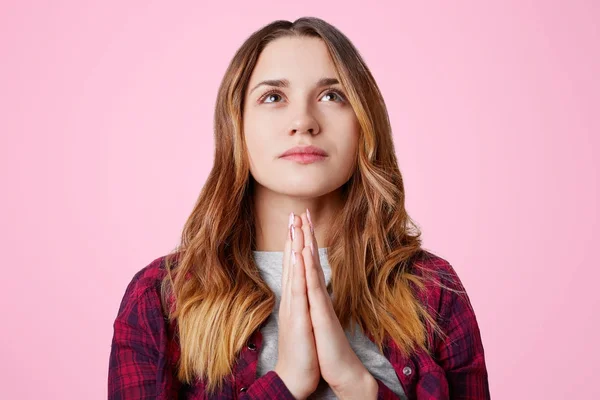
{"left": 281, "top": 182, "right": 341, "bottom": 198}
{"left": 254, "top": 173, "right": 348, "bottom": 197}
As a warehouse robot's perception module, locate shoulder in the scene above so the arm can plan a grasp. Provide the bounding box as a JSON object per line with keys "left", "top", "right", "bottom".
{"left": 409, "top": 249, "right": 478, "bottom": 328}
{"left": 119, "top": 255, "right": 168, "bottom": 304}
{"left": 114, "top": 253, "right": 181, "bottom": 327}
{"left": 123, "top": 255, "right": 170, "bottom": 296}
{"left": 410, "top": 248, "right": 465, "bottom": 291}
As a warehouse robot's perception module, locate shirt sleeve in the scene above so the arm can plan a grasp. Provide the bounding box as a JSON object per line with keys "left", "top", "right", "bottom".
{"left": 108, "top": 276, "right": 168, "bottom": 399}
{"left": 435, "top": 262, "right": 491, "bottom": 400}
{"left": 240, "top": 370, "right": 297, "bottom": 399}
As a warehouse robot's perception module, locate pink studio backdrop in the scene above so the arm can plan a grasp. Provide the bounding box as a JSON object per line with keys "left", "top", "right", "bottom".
{"left": 1, "top": 1, "right": 598, "bottom": 399}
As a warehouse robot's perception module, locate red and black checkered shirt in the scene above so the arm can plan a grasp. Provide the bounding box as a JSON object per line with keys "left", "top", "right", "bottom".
{"left": 108, "top": 251, "right": 490, "bottom": 399}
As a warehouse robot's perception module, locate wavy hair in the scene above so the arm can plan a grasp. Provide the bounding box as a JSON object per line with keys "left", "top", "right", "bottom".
{"left": 160, "top": 16, "right": 449, "bottom": 395}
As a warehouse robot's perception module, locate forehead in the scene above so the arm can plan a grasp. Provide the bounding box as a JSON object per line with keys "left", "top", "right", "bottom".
{"left": 248, "top": 37, "right": 338, "bottom": 86}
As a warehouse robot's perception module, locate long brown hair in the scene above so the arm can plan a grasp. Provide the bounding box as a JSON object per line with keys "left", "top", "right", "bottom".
{"left": 161, "top": 16, "right": 449, "bottom": 395}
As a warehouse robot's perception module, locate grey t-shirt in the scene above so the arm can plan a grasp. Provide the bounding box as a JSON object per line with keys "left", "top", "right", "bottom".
{"left": 252, "top": 247, "right": 407, "bottom": 400}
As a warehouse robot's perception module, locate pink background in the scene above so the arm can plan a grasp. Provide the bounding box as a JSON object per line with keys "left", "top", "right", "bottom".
{"left": 1, "top": 1, "right": 598, "bottom": 399}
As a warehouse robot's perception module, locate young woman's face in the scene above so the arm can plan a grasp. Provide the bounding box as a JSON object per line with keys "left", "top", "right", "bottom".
{"left": 243, "top": 36, "right": 360, "bottom": 198}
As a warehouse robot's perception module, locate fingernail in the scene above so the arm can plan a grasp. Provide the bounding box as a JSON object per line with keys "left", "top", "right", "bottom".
{"left": 291, "top": 250, "right": 296, "bottom": 265}
{"left": 306, "top": 208, "right": 314, "bottom": 235}
{"left": 290, "top": 225, "right": 295, "bottom": 241}
{"left": 309, "top": 242, "right": 314, "bottom": 256}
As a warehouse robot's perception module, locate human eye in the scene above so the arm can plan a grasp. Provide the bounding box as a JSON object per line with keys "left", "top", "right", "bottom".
{"left": 258, "top": 89, "right": 285, "bottom": 104}
{"left": 320, "top": 88, "right": 346, "bottom": 103}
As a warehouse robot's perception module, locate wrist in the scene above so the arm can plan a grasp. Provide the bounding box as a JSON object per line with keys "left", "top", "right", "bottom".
{"left": 273, "top": 368, "right": 309, "bottom": 400}
{"left": 332, "top": 370, "right": 377, "bottom": 400}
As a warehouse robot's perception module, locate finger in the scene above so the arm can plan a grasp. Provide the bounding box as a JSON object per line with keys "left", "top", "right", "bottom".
{"left": 302, "top": 244, "right": 321, "bottom": 293}
{"left": 282, "top": 212, "right": 294, "bottom": 290}
{"left": 286, "top": 214, "right": 302, "bottom": 315}
{"left": 289, "top": 214, "right": 310, "bottom": 325}
{"left": 303, "top": 211, "right": 326, "bottom": 288}
{"left": 301, "top": 213, "right": 327, "bottom": 304}
{"left": 281, "top": 212, "right": 294, "bottom": 313}
{"left": 303, "top": 244, "right": 333, "bottom": 327}
{"left": 291, "top": 214, "right": 304, "bottom": 254}
{"left": 303, "top": 211, "right": 331, "bottom": 316}
{"left": 300, "top": 214, "right": 318, "bottom": 297}
{"left": 291, "top": 247, "right": 310, "bottom": 327}
{"left": 306, "top": 207, "right": 315, "bottom": 236}
{"left": 288, "top": 215, "right": 300, "bottom": 309}
{"left": 300, "top": 213, "right": 315, "bottom": 261}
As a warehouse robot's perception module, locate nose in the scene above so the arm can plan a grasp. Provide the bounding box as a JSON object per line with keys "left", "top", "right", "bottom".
{"left": 289, "top": 115, "right": 320, "bottom": 136}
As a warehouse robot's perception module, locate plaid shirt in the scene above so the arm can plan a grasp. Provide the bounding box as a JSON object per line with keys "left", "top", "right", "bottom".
{"left": 108, "top": 251, "right": 490, "bottom": 399}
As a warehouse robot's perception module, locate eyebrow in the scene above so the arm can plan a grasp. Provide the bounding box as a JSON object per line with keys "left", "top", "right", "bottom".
{"left": 248, "top": 77, "right": 340, "bottom": 95}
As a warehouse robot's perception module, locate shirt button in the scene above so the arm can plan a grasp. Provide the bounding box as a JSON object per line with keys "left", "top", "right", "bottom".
{"left": 402, "top": 366, "right": 412, "bottom": 376}
{"left": 239, "top": 387, "right": 247, "bottom": 392}
{"left": 247, "top": 343, "right": 256, "bottom": 351}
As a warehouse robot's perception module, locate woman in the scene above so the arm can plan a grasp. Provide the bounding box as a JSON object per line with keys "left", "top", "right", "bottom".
{"left": 108, "top": 17, "right": 490, "bottom": 400}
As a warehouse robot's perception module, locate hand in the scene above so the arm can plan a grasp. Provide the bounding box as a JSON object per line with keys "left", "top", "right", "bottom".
{"left": 274, "top": 212, "right": 321, "bottom": 400}
{"left": 298, "top": 210, "right": 374, "bottom": 395}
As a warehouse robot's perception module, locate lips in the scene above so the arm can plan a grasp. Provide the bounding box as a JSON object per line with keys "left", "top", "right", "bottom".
{"left": 279, "top": 145, "right": 328, "bottom": 158}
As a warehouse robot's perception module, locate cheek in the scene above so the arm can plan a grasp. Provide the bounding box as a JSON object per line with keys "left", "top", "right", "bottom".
{"left": 337, "top": 121, "right": 360, "bottom": 164}
{"left": 244, "top": 132, "right": 268, "bottom": 167}
{"left": 243, "top": 128, "right": 278, "bottom": 178}
{"left": 244, "top": 116, "right": 268, "bottom": 155}
{"left": 340, "top": 140, "right": 359, "bottom": 171}
{"left": 244, "top": 111, "right": 280, "bottom": 144}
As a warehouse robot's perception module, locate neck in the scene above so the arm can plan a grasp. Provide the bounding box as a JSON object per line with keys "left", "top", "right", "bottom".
{"left": 252, "top": 182, "right": 344, "bottom": 252}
